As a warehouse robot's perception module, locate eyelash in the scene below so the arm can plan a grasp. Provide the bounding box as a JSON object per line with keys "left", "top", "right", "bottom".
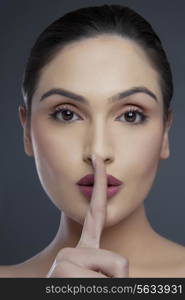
{"left": 48, "top": 104, "right": 148, "bottom": 126}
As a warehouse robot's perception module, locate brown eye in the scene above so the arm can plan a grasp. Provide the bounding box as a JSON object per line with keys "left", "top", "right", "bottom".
{"left": 49, "top": 105, "right": 82, "bottom": 123}
{"left": 125, "top": 111, "right": 137, "bottom": 122}
{"left": 60, "top": 109, "right": 75, "bottom": 121}
{"left": 56, "top": 108, "right": 80, "bottom": 122}
{"left": 117, "top": 109, "right": 148, "bottom": 125}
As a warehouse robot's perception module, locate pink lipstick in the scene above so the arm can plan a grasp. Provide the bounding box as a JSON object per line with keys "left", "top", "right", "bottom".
{"left": 76, "top": 174, "right": 123, "bottom": 199}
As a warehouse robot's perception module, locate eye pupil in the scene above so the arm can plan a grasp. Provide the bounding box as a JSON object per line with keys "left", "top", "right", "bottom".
{"left": 61, "top": 109, "right": 73, "bottom": 120}
{"left": 125, "top": 111, "right": 136, "bottom": 122}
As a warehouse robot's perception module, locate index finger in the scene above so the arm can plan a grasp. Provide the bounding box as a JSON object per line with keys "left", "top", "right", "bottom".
{"left": 77, "top": 154, "right": 107, "bottom": 249}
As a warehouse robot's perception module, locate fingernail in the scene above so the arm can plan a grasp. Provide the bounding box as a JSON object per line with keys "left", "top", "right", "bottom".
{"left": 92, "top": 154, "right": 96, "bottom": 168}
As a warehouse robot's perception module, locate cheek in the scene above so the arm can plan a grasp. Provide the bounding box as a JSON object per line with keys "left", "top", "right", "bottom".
{"left": 126, "top": 126, "right": 163, "bottom": 182}
{"left": 30, "top": 120, "right": 81, "bottom": 181}
{"left": 107, "top": 126, "right": 164, "bottom": 225}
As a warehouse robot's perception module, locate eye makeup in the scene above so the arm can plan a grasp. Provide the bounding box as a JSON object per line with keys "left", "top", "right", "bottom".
{"left": 48, "top": 103, "right": 149, "bottom": 126}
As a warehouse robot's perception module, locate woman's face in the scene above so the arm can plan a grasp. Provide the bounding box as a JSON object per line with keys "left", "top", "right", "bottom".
{"left": 19, "top": 35, "right": 172, "bottom": 227}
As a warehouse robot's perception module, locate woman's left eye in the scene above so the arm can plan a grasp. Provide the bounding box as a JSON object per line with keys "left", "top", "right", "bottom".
{"left": 48, "top": 105, "right": 148, "bottom": 125}
{"left": 116, "top": 108, "right": 148, "bottom": 125}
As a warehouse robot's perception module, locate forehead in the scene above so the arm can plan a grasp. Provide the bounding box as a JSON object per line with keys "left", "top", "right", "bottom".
{"left": 34, "top": 34, "right": 162, "bottom": 103}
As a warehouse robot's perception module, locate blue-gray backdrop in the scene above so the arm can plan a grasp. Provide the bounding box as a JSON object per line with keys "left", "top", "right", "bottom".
{"left": 0, "top": 0, "right": 184, "bottom": 265}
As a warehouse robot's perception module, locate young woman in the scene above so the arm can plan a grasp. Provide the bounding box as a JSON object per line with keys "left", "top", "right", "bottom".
{"left": 1, "top": 4, "right": 185, "bottom": 277}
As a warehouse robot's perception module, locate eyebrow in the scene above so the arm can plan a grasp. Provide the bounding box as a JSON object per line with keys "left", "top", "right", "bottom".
{"left": 39, "top": 86, "right": 158, "bottom": 104}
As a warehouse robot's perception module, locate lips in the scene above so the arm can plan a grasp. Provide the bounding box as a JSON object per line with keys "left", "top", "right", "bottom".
{"left": 77, "top": 174, "right": 123, "bottom": 186}
{"left": 76, "top": 174, "right": 123, "bottom": 199}
{"left": 77, "top": 185, "right": 122, "bottom": 199}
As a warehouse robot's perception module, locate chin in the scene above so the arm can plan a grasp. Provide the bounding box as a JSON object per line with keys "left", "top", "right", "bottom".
{"left": 74, "top": 204, "right": 133, "bottom": 229}
{"left": 103, "top": 210, "right": 128, "bottom": 228}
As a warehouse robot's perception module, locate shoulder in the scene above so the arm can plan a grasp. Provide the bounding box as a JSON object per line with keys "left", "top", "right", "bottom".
{"left": 157, "top": 238, "right": 185, "bottom": 277}
{"left": 0, "top": 265, "right": 23, "bottom": 278}
{"left": 0, "top": 263, "right": 45, "bottom": 278}
{"left": 172, "top": 243, "right": 185, "bottom": 276}
{"left": 0, "top": 256, "right": 46, "bottom": 278}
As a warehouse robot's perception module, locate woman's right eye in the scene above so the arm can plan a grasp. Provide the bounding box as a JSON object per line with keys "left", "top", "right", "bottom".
{"left": 49, "top": 105, "right": 82, "bottom": 123}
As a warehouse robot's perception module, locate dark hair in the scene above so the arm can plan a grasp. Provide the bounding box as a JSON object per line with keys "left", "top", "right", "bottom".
{"left": 22, "top": 4, "right": 173, "bottom": 129}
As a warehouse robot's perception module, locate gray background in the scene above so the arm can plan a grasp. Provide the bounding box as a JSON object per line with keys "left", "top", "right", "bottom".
{"left": 0, "top": 0, "right": 184, "bottom": 265}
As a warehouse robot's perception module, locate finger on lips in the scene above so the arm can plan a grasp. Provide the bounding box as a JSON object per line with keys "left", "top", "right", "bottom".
{"left": 77, "top": 154, "right": 107, "bottom": 249}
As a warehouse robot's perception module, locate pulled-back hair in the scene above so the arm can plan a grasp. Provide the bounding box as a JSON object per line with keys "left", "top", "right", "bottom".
{"left": 22, "top": 4, "right": 173, "bottom": 128}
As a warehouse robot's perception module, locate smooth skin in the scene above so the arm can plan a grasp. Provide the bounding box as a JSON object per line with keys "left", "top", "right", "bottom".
{"left": 47, "top": 154, "right": 128, "bottom": 277}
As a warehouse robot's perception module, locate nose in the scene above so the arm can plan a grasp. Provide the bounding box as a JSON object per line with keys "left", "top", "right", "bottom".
{"left": 83, "top": 122, "right": 114, "bottom": 166}
{"left": 86, "top": 155, "right": 113, "bottom": 167}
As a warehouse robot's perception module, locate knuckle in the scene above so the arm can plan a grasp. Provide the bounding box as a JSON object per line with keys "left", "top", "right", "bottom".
{"left": 54, "top": 261, "right": 69, "bottom": 277}
{"left": 114, "top": 257, "right": 129, "bottom": 271}
{"left": 54, "top": 263, "right": 63, "bottom": 276}
{"left": 56, "top": 247, "right": 73, "bottom": 261}
{"left": 121, "top": 257, "right": 129, "bottom": 268}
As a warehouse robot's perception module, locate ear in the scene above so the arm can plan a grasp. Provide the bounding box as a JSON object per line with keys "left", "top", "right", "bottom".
{"left": 160, "top": 110, "right": 173, "bottom": 160}
{"left": 18, "top": 104, "right": 34, "bottom": 157}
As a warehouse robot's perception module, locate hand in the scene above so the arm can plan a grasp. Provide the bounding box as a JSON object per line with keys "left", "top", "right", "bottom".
{"left": 47, "top": 154, "right": 129, "bottom": 277}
